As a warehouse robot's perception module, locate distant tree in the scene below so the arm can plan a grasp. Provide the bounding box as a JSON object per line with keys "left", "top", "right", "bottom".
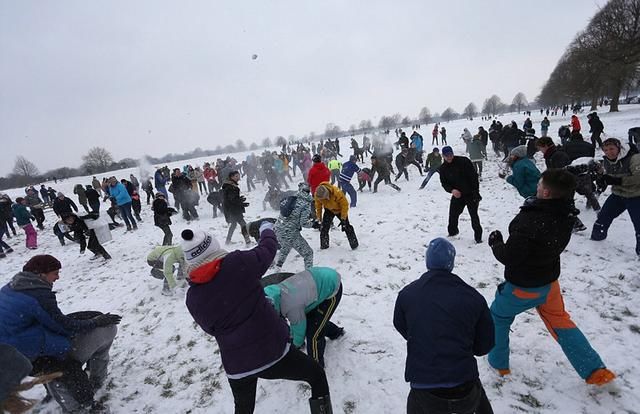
{"left": 482, "top": 95, "right": 504, "bottom": 116}
{"left": 275, "top": 136, "right": 287, "bottom": 147}
{"left": 82, "top": 147, "right": 114, "bottom": 173}
{"left": 235, "top": 139, "right": 247, "bottom": 152}
{"left": 391, "top": 113, "right": 402, "bottom": 125}
{"left": 262, "top": 137, "right": 272, "bottom": 148}
{"left": 223, "top": 144, "right": 236, "bottom": 153}
{"left": 401, "top": 116, "right": 412, "bottom": 126}
{"left": 462, "top": 102, "right": 478, "bottom": 119}
{"left": 512, "top": 92, "right": 529, "bottom": 112}
{"left": 378, "top": 116, "right": 395, "bottom": 130}
{"left": 440, "top": 107, "right": 459, "bottom": 122}
{"left": 288, "top": 135, "right": 297, "bottom": 144}
{"left": 324, "top": 123, "right": 342, "bottom": 140}
{"left": 249, "top": 142, "right": 259, "bottom": 151}
{"left": 348, "top": 124, "right": 357, "bottom": 135}
{"left": 13, "top": 156, "right": 39, "bottom": 177}
{"left": 418, "top": 107, "right": 432, "bottom": 125}
{"left": 359, "top": 119, "right": 373, "bottom": 131}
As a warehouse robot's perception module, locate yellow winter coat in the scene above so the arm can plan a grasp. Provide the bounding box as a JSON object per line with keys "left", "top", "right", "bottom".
{"left": 314, "top": 182, "right": 349, "bottom": 221}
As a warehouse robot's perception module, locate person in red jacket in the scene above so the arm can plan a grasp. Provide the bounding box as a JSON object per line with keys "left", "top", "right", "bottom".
{"left": 307, "top": 155, "right": 331, "bottom": 195}
{"left": 203, "top": 162, "right": 219, "bottom": 192}
{"left": 571, "top": 115, "right": 581, "bottom": 134}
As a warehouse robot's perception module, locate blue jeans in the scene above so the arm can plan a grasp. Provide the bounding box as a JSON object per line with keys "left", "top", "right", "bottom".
{"left": 591, "top": 194, "right": 640, "bottom": 255}
{"left": 420, "top": 169, "right": 438, "bottom": 188}
{"left": 118, "top": 202, "right": 137, "bottom": 229}
{"left": 340, "top": 180, "right": 357, "bottom": 207}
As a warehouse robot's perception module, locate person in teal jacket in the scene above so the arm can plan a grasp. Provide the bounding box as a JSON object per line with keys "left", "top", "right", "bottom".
{"left": 502, "top": 145, "right": 541, "bottom": 198}
{"left": 263, "top": 267, "right": 344, "bottom": 367}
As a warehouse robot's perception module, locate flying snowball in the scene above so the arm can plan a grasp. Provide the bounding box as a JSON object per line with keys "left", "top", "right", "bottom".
{"left": 252, "top": 54, "right": 258, "bottom": 60}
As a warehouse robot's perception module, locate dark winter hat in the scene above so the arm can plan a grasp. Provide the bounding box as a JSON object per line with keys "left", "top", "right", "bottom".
{"left": 441, "top": 146, "right": 453, "bottom": 156}
{"left": 425, "top": 238, "right": 456, "bottom": 272}
{"left": 312, "top": 154, "right": 322, "bottom": 163}
{"left": 23, "top": 255, "right": 62, "bottom": 274}
{"left": 228, "top": 170, "right": 240, "bottom": 179}
{"left": 15, "top": 197, "right": 25, "bottom": 204}
{"left": 433, "top": 147, "right": 440, "bottom": 152}
{"left": 57, "top": 192, "right": 64, "bottom": 198}
{"left": 180, "top": 229, "right": 227, "bottom": 271}
{"left": 0, "top": 343, "right": 33, "bottom": 402}
{"left": 349, "top": 155, "right": 357, "bottom": 162}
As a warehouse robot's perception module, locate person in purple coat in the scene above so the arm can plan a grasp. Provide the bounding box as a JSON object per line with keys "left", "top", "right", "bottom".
{"left": 183, "top": 222, "right": 332, "bottom": 414}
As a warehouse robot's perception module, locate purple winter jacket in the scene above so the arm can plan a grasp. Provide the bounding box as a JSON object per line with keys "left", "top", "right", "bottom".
{"left": 185, "top": 229, "right": 290, "bottom": 377}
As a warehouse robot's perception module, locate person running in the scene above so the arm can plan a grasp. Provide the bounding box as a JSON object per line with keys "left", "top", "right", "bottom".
{"left": 107, "top": 176, "right": 138, "bottom": 231}
{"left": 339, "top": 155, "right": 361, "bottom": 207}
{"left": 183, "top": 224, "right": 333, "bottom": 413}
{"left": 419, "top": 148, "right": 442, "bottom": 189}
{"left": 222, "top": 171, "right": 251, "bottom": 245}
{"left": 487, "top": 169, "right": 615, "bottom": 385}
{"left": 12, "top": 197, "right": 37, "bottom": 250}
{"left": 146, "top": 245, "right": 186, "bottom": 295}
{"left": 394, "top": 238, "right": 494, "bottom": 414}
{"left": 152, "top": 193, "right": 178, "bottom": 246}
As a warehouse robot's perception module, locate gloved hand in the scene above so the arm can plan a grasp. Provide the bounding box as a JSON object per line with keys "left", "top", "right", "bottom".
{"left": 242, "top": 202, "right": 250, "bottom": 207}
{"left": 488, "top": 230, "right": 504, "bottom": 247}
{"left": 259, "top": 220, "right": 275, "bottom": 234}
{"left": 498, "top": 171, "right": 507, "bottom": 179}
{"left": 602, "top": 174, "right": 622, "bottom": 186}
{"left": 93, "top": 313, "right": 122, "bottom": 327}
{"left": 311, "top": 220, "right": 321, "bottom": 230}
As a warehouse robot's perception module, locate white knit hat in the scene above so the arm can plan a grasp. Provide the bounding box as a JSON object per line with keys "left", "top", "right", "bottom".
{"left": 180, "top": 229, "right": 227, "bottom": 269}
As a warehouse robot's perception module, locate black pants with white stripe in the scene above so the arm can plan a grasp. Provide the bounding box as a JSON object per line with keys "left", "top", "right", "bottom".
{"left": 306, "top": 283, "right": 343, "bottom": 367}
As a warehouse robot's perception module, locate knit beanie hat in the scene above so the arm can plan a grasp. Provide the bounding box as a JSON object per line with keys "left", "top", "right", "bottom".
{"left": 442, "top": 146, "right": 453, "bottom": 156}
{"left": 180, "top": 229, "right": 227, "bottom": 269}
{"left": 23, "top": 255, "right": 62, "bottom": 274}
{"left": 0, "top": 344, "right": 33, "bottom": 402}
{"left": 509, "top": 145, "right": 528, "bottom": 159}
{"left": 315, "top": 185, "right": 330, "bottom": 199}
{"left": 425, "top": 238, "right": 456, "bottom": 272}
{"left": 312, "top": 154, "right": 322, "bottom": 163}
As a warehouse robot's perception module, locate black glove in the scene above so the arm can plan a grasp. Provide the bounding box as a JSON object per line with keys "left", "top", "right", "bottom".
{"left": 93, "top": 313, "right": 122, "bottom": 327}
{"left": 602, "top": 175, "right": 622, "bottom": 186}
{"left": 488, "top": 230, "right": 503, "bottom": 247}
{"left": 242, "top": 202, "right": 250, "bottom": 207}
{"left": 311, "top": 220, "right": 321, "bottom": 229}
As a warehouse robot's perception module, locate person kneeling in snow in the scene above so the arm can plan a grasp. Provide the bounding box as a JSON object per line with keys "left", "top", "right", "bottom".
{"left": 263, "top": 267, "right": 344, "bottom": 368}
{"left": 394, "top": 238, "right": 495, "bottom": 414}
{"left": 0, "top": 255, "right": 121, "bottom": 413}
{"left": 183, "top": 223, "right": 333, "bottom": 413}
{"left": 61, "top": 213, "right": 112, "bottom": 260}
{"left": 146, "top": 245, "right": 186, "bottom": 295}
{"left": 488, "top": 169, "right": 615, "bottom": 385}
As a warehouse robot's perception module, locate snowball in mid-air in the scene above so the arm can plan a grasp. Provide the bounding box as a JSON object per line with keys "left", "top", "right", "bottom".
{"left": 252, "top": 54, "right": 258, "bottom": 60}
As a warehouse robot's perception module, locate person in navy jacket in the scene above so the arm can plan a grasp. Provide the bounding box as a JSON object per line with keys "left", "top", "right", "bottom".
{"left": 394, "top": 238, "right": 494, "bottom": 414}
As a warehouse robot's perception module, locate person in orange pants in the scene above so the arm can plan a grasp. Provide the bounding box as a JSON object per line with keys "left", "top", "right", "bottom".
{"left": 487, "top": 169, "right": 615, "bottom": 385}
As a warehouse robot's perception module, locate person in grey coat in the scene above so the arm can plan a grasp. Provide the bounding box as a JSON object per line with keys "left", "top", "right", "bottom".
{"left": 274, "top": 182, "right": 314, "bottom": 269}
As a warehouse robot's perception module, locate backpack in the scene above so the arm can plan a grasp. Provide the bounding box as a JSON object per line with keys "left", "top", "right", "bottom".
{"left": 279, "top": 195, "right": 298, "bottom": 218}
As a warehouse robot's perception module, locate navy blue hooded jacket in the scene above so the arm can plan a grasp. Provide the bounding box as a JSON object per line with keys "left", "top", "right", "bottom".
{"left": 393, "top": 270, "right": 494, "bottom": 388}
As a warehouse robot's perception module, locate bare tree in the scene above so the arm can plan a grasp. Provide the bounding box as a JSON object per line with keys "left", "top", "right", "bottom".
{"left": 418, "top": 107, "right": 432, "bottom": 125}
{"left": 440, "top": 107, "right": 459, "bottom": 122}
{"left": 482, "top": 95, "right": 504, "bottom": 116}
{"left": 401, "top": 116, "right": 413, "bottom": 126}
{"left": 13, "top": 156, "right": 39, "bottom": 177}
{"left": 82, "top": 147, "right": 113, "bottom": 173}
{"left": 235, "top": 139, "right": 247, "bottom": 152}
{"left": 378, "top": 116, "right": 395, "bottom": 130}
{"left": 512, "top": 92, "right": 529, "bottom": 112}
{"left": 359, "top": 119, "right": 373, "bottom": 131}
{"left": 262, "top": 137, "right": 272, "bottom": 148}
{"left": 462, "top": 102, "right": 478, "bottom": 119}
{"left": 275, "top": 136, "right": 287, "bottom": 147}
{"left": 249, "top": 142, "right": 259, "bottom": 151}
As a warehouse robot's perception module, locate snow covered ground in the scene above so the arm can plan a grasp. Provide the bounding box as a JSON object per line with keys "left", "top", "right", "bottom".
{"left": 2, "top": 105, "right": 640, "bottom": 413}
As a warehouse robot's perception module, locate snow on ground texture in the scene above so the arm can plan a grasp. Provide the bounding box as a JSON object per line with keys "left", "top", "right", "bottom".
{"left": 2, "top": 105, "right": 640, "bottom": 413}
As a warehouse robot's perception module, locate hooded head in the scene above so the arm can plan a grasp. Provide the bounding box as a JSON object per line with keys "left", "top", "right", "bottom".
{"left": 425, "top": 238, "right": 456, "bottom": 272}
{"left": 315, "top": 185, "right": 330, "bottom": 200}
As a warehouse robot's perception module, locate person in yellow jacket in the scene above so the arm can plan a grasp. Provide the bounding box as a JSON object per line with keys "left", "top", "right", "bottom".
{"left": 327, "top": 158, "right": 343, "bottom": 186}
{"left": 314, "top": 182, "right": 359, "bottom": 250}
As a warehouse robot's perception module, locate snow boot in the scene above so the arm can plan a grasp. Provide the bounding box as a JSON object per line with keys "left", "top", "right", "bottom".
{"left": 586, "top": 368, "right": 615, "bottom": 386}
{"left": 388, "top": 183, "right": 401, "bottom": 192}
{"left": 309, "top": 395, "right": 332, "bottom": 414}
{"left": 0, "top": 252, "right": 5, "bottom": 259}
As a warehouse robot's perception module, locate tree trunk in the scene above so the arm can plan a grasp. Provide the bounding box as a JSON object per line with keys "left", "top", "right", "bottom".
{"left": 609, "top": 78, "right": 624, "bottom": 112}
{"left": 590, "top": 96, "right": 598, "bottom": 111}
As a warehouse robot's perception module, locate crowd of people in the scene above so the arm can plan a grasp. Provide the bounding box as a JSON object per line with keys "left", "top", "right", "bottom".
{"left": 1, "top": 110, "right": 638, "bottom": 413}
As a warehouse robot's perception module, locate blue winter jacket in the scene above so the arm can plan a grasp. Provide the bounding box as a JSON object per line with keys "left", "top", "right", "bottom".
{"left": 393, "top": 270, "right": 494, "bottom": 388}
{"left": 339, "top": 161, "right": 361, "bottom": 183}
{"left": 108, "top": 182, "right": 132, "bottom": 206}
{"left": 154, "top": 170, "right": 167, "bottom": 188}
{"left": 506, "top": 157, "right": 541, "bottom": 198}
{"left": 0, "top": 272, "right": 97, "bottom": 360}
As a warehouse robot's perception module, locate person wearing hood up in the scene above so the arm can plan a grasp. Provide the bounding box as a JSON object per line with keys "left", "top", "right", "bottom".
{"left": 394, "top": 238, "right": 494, "bottom": 414}
{"left": 487, "top": 169, "right": 615, "bottom": 386}
{"left": 591, "top": 138, "right": 640, "bottom": 257}
{"left": 500, "top": 145, "right": 541, "bottom": 198}
{"left": 274, "top": 182, "right": 314, "bottom": 269}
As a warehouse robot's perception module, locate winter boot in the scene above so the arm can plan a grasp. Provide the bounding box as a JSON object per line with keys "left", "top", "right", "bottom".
{"left": 586, "top": 368, "right": 615, "bottom": 386}
{"left": 0, "top": 252, "right": 5, "bottom": 259}
{"left": 103, "top": 252, "right": 112, "bottom": 260}
{"left": 309, "top": 395, "right": 332, "bottom": 414}
{"left": 5, "top": 248, "right": 13, "bottom": 254}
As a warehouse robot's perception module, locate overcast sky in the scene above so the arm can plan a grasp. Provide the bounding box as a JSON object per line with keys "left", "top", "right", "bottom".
{"left": 0, "top": 0, "right": 604, "bottom": 175}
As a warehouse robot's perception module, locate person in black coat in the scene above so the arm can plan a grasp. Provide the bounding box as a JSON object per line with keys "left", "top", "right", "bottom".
{"left": 439, "top": 147, "right": 483, "bottom": 243}
{"left": 394, "top": 237, "right": 494, "bottom": 414}
{"left": 171, "top": 169, "right": 199, "bottom": 221}
{"left": 85, "top": 185, "right": 100, "bottom": 213}
{"left": 536, "top": 137, "right": 570, "bottom": 169}
{"left": 587, "top": 112, "right": 604, "bottom": 148}
{"left": 563, "top": 135, "right": 595, "bottom": 162}
{"left": 52, "top": 193, "right": 79, "bottom": 218}
{"left": 486, "top": 169, "right": 615, "bottom": 385}
{"left": 152, "top": 193, "right": 177, "bottom": 245}
{"left": 221, "top": 171, "right": 251, "bottom": 244}
{"left": 61, "top": 213, "right": 111, "bottom": 260}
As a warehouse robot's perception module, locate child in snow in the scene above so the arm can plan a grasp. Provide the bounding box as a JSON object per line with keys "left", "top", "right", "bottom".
{"left": 12, "top": 197, "right": 37, "bottom": 250}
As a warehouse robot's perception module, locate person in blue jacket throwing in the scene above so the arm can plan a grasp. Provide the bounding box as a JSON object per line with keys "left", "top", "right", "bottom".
{"left": 339, "top": 155, "right": 361, "bottom": 207}
{"left": 107, "top": 176, "right": 137, "bottom": 231}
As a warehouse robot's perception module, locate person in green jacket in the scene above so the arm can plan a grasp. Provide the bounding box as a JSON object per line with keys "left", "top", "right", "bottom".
{"left": 146, "top": 245, "right": 186, "bottom": 295}
{"left": 263, "top": 267, "right": 344, "bottom": 367}
{"left": 419, "top": 148, "right": 443, "bottom": 189}
{"left": 327, "top": 157, "right": 342, "bottom": 186}
{"left": 501, "top": 145, "right": 541, "bottom": 198}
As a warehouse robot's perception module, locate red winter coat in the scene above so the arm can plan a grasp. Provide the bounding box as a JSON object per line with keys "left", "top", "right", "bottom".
{"left": 203, "top": 167, "right": 217, "bottom": 182}
{"left": 571, "top": 116, "right": 581, "bottom": 132}
{"left": 307, "top": 162, "right": 331, "bottom": 194}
